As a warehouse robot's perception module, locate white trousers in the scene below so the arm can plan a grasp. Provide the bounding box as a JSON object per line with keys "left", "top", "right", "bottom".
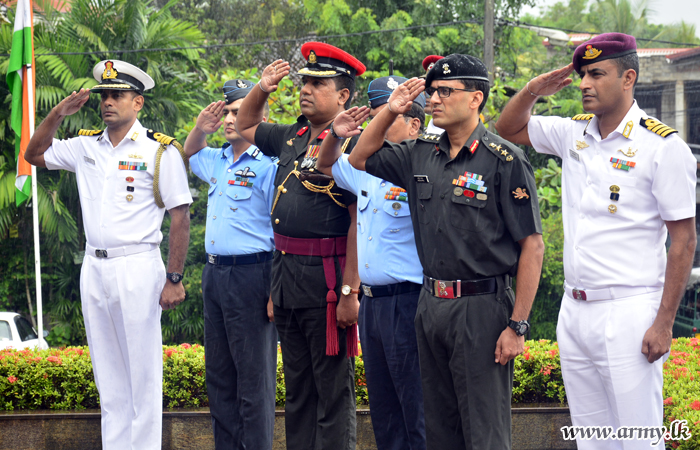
{"left": 80, "top": 247, "right": 165, "bottom": 450}
{"left": 557, "top": 290, "right": 666, "bottom": 450}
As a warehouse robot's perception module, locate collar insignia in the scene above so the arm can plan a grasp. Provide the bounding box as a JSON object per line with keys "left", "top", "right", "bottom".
{"left": 622, "top": 121, "right": 633, "bottom": 139}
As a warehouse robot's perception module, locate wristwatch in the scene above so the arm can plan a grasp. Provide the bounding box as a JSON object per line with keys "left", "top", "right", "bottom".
{"left": 508, "top": 319, "right": 530, "bottom": 337}
{"left": 329, "top": 122, "right": 346, "bottom": 140}
{"left": 341, "top": 285, "right": 360, "bottom": 296}
{"left": 166, "top": 272, "right": 184, "bottom": 284}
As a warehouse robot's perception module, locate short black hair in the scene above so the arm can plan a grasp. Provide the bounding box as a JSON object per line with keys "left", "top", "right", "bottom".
{"left": 403, "top": 103, "right": 425, "bottom": 133}
{"left": 460, "top": 79, "right": 489, "bottom": 112}
{"left": 613, "top": 52, "right": 639, "bottom": 88}
{"left": 332, "top": 75, "right": 355, "bottom": 110}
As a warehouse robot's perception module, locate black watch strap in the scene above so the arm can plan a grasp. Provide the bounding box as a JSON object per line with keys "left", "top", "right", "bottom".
{"left": 329, "top": 122, "right": 346, "bottom": 140}
{"left": 508, "top": 319, "right": 530, "bottom": 337}
{"left": 167, "top": 272, "right": 183, "bottom": 283}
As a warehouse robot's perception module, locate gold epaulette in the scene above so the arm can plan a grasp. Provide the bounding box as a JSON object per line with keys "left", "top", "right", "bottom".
{"left": 418, "top": 132, "right": 442, "bottom": 142}
{"left": 78, "top": 129, "right": 104, "bottom": 137}
{"left": 571, "top": 114, "right": 594, "bottom": 121}
{"left": 147, "top": 129, "right": 189, "bottom": 209}
{"left": 639, "top": 117, "right": 678, "bottom": 138}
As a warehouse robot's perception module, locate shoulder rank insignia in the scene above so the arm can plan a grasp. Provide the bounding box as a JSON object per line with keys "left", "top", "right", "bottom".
{"left": 78, "top": 129, "right": 104, "bottom": 137}
{"left": 488, "top": 142, "right": 514, "bottom": 162}
{"left": 147, "top": 129, "right": 176, "bottom": 146}
{"left": 418, "top": 132, "right": 441, "bottom": 142}
{"left": 296, "top": 126, "right": 309, "bottom": 136}
{"left": 571, "top": 114, "right": 594, "bottom": 121}
{"left": 639, "top": 117, "right": 677, "bottom": 138}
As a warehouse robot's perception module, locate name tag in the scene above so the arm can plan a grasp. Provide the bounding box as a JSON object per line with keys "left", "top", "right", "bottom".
{"left": 84, "top": 156, "right": 96, "bottom": 165}
{"left": 414, "top": 175, "right": 430, "bottom": 183}
{"left": 569, "top": 149, "right": 580, "bottom": 161}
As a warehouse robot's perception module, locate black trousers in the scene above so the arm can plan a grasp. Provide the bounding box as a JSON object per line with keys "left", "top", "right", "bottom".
{"left": 414, "top": 279, "right": 514, "bottom": 450}
{"left": 202, "top": 261, "right": 278, "bottom": 450}
{"left": 358, "top": 288, "right": 426, "bottom": 450}
{"left": 274, "top": 305, "right": 357, "bottom": 450}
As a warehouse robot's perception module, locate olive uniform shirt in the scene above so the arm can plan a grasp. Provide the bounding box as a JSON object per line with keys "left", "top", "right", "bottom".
{"left": 365, "top": 121, "right": 542, "bottom": 280}
{"left": 254, "top": 116, "right": 358, "bottom": 308}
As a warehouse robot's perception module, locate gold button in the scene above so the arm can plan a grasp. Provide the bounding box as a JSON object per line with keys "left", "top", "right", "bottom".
{"left": 281, "top": 251, "right": 286, "bottom": 255}
{"left": 275, "top": 219, "right": 280, "bottom": 224}
{"left": 608, "top": 204, "right": 617, "bottom": 214}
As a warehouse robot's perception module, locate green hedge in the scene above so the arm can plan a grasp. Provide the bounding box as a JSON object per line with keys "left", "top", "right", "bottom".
{"left": 2, "top": 340, "right": 700, "bottom": 449}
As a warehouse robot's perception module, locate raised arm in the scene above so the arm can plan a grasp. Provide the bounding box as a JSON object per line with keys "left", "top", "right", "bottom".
{"left": 184, "top": 101, "right": 225, "bottom": 158}
{"left": 348, "top": 77, "right": 424, "bottom": 171}
{"left": 316, "top": 106, "right": 369, "bottom": 176}
{"left": 236, "top": 60, "right": 290, "bottom": 145}
{"left": 495, "top": 64, "right": 574, "bottom": 147}
{"left": 25, "top": 89, "right": 91, "bottom": 168}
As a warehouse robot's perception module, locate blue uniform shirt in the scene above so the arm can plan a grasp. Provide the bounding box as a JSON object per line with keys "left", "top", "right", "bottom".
{"left": 332, "top": 154, "right": 423, "bottom": 286}
{"left": 191, "top": 143, "right": 276, "bottom": 255}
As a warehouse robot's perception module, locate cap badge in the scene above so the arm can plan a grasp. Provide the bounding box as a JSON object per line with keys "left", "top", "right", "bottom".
{"left": 309, "top": 51, "right": 317, "bottom": 64}
{"left": 443, "top": 63, "right": 451, "bottom": 74}
{"left": 428, "top": 63, "right": 436, "bottom": 71}
{"left": 102, "top": 61, "right": 118, "bottom": 80}
{"left": 582, "top": 45, "right": 602, "bottom": 60}
{"left": 387, "top": 77, "right": 399, "bottom": 90}
{"left": 236, "top": 79, "right": 247, "bottom": 88}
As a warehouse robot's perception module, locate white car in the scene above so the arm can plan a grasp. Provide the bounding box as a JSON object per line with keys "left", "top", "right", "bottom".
{"left": 0, "top": 312, "right": 49, "bottom": 350}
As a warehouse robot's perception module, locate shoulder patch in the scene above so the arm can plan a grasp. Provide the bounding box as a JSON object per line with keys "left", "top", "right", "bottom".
{"left": 571, "top": 114, "right": 594, "bottom": 121}
{"left": 146, "top": 129, "right": 176, "bottom": 146}
{"left": 639, "top": 117, "right": 678, "bottom": 138}
{"left": 78, "top": 129, "right": 103, "bottom": 137}
{"left": 418, "top": 132, "right": 442, "bottom": 142}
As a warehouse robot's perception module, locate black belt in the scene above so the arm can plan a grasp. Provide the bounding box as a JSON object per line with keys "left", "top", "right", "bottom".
{"left": 422, "top": 275, "right": 497, "bottom": 299}
{"left": 360, "top": 281, "right": 422, "bottom": 298}
{"left": 207, "top": 251, "right": 273, "bottom": 266}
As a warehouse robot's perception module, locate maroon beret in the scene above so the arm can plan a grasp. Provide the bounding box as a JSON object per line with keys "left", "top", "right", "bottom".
{"left": 422, "top": 55, "right": 444, "bottom": 72}
{"left": 573, "top": 33, "right": 637, "bottom": 72}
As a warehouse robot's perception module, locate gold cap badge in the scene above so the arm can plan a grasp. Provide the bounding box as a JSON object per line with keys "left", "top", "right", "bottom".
{"left": 582, "top": 45, "right": 602, "bottom": 60}
{"left": 309, "top": 51, "right": 317, "bottom": 64}
{"left": 102, "top": 61, "right": 118, "bottom": 80}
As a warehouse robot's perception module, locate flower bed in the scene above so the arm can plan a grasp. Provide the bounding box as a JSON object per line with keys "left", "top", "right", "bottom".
{"left": 2, "top": 339, "right": 699, "bottom": 448}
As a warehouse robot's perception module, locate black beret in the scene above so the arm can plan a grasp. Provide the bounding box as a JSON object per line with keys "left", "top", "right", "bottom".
{"left": 425, "top": 54, "right": 489, "bottom": 86}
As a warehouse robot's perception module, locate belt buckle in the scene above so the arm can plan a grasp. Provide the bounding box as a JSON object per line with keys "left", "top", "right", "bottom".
{"left": 434, "top": 280, "right": 455, "bottom": 299}
{"left": 362, "top": 285, "right": 373, "bottom": 297}
{"left": 572, "top": 289, "right": 587, "bottom": 301}
{"left": 208, "top": 254, "right": 216, "bottom": 264}
{"left": 95, "top": 249, "right": 108, "bottom": 258}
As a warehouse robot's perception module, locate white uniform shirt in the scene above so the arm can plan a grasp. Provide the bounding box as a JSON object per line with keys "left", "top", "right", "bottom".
{"left": 528, "top": 101, "right": 696, "bottom": 290}
{"left": 44, "top": 119, "right": 193, "bottom": 249}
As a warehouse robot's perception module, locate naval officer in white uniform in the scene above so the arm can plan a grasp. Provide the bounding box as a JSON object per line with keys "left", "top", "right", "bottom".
{"left": 24, "top": 60, "right": 192, "bottom": 450}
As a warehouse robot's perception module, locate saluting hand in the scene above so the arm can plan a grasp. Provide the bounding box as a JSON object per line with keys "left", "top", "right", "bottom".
{"left": 332, "top": 106, "right": 370, "bottom": 139}
{"left": 527, "top": 63, "right": 575, "bottom": 97}
{"left": 54, "top": 89, "right": 91, "bottom": 117}
{"left": 196, "top": 101, "right": 226, "bottom": 135}
{"left": 387, "top": 77, "right": 425, "bottom": 115}
{"left": 260, "top": 59, "right": 291, "bottom": 93}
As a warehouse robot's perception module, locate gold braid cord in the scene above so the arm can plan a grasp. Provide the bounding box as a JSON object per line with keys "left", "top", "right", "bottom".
{"left": 271, "top": 160, "right": 346, "bottom": 215}
{"left": 149, "top": 130, "right": 190, "bottom": 209}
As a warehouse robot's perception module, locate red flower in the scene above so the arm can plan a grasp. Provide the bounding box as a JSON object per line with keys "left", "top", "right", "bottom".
{"left": 548, "top": 349, "right": 558, "bottom": 357}
{"left": 691, "top": 400, "right": 700, "bottom": 411}
{"left": 76, "top": 348, "right": 84, "bottom": 356}
{"left": 181, "top": 343, "right": 191, "bottom": 349}
{"left": 7, "top": 376, "right": 16, "bottom": 383}
{"left": 523, "top": 353, "right": 531, "bottom": 361}
{"left": 672, "top": 358, "right": 686, "bottom": 366}
{"left": 46, "top": 356, "right": 62, "bottom": 365}
{"left": 165, "top": 348, "right": 174, "bottom": 358}
{"left": 664, "top": 397, "right": 674, "bottom": 405}
{"left": 43, "top": 373, "right": 48, "bottom": 379}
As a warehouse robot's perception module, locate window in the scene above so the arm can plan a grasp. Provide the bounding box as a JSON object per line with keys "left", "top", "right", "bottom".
{"left": 0, "top": 321, "right": 11, "bottom": 341}
{"left": 14, "top": 316, "right": 37, "bottom": 342}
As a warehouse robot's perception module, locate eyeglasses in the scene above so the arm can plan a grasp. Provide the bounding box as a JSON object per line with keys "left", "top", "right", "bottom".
{"left": 425, "top": 86, "right": 477, "bottom": 98}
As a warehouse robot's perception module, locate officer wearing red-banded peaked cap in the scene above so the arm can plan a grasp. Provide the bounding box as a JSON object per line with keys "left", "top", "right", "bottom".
{"left": 572, "top": 32, "right": 637, "bottom": 72}
{"left": 299, "top": 42, "right": 366, "bottom": 79}
{"left": 422, "top": 55, "right": 444, "bottom": 73}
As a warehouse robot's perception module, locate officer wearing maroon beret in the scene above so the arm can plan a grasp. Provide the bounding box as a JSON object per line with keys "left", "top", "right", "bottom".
{"left": 342, "top": 53, "right": 544, "bottom": 450}
{"left": 421, "top": 55, "right": 444, "bottom": 134}
{"left": 497, "top": 33, "right": 697, "bottom": 449}
{"left": 236, "top": 43, "right": 365, "bottom": 449}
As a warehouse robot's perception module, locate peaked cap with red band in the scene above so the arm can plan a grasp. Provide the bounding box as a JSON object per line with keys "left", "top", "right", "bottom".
{"left": 299, "top": 42, "right": 366, "bottom": 79}
{"left": 573, "top": 32, "right": 637, "bottom": 72}
{"left": 422, "top": 55, "right": 444, "bottom": 73}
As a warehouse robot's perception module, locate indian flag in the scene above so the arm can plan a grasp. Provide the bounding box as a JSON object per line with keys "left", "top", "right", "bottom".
{"left": 6, "top": 0, "right": 35, "bottom": 206}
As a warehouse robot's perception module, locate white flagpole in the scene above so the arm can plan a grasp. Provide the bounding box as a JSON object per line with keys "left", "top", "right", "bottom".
{"left": 26, "top": 62, "right": 43, "bottom": 347}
